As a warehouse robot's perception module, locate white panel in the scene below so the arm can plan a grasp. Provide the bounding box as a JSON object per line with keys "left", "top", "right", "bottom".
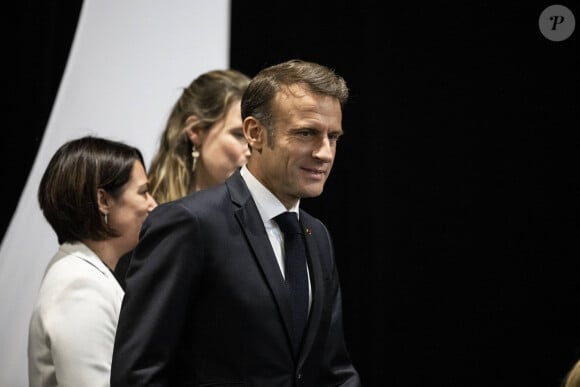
{"left": 0, "top": 1, "right": 229, "bottom": 385}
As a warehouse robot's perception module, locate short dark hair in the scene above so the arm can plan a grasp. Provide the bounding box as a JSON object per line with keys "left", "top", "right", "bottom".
{"left": 38, "top": 135, "right": 145, "bottom": 244}
{"left": 241, "top": 59, "right": 349, "bottom": 131}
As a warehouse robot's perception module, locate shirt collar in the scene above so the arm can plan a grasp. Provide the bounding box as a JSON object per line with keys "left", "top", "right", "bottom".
{"left": 240, "top": 165, "right": 300, "bottom": 222}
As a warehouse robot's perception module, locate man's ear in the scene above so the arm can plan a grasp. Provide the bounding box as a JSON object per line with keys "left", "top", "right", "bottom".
{"left": 185, "top": 115, "right": 202, "bottom": 145}
{"left": 243, "top": 117, "right": 264, "bottom": 153}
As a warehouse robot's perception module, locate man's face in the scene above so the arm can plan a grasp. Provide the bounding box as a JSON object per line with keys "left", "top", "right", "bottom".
{"left": 255, "top": 84, "right": 343, "bottom": 209}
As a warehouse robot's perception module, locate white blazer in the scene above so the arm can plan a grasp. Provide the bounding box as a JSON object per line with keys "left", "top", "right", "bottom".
{"left": 28, "top": 242, "right": 124, "bottom": 387}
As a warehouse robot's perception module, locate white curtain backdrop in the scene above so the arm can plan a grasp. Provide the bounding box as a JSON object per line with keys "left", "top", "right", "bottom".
{"left": 0, "top": 1, "right": 229, "bottom": 385}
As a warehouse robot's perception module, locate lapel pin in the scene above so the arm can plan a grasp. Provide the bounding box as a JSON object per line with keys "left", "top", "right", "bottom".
{"left": 305, "top": 227, "right": 312, "bottom": 235}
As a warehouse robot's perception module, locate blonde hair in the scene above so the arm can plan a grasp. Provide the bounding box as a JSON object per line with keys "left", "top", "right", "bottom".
{"left": 564, "top": 359, "right": 580, "bottom": 387}
{"left": 148, "top": 69, "right": 250, "bottom": 204}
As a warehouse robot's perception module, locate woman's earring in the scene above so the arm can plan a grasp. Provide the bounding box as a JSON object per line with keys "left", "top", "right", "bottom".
{"left": 191, "top": 145, "right": 200, "bottom": 172}
{"left": 104, "top": 213, "right": 108, "bottom": 225}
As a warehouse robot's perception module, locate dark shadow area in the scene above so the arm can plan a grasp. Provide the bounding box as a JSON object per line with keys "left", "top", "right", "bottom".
{"left": 1, "top": 2, "right": 83, "bottom": 241}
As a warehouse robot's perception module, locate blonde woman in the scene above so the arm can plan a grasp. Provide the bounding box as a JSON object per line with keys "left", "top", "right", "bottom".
{"left": 115, "top": 69, "right": 251, "bottom": 288}
{"left": 149, "top": 69, "right": 251, "bottom": 204}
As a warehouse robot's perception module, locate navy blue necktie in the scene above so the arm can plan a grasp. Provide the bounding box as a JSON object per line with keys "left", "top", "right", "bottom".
{"left": 274, "top": 212, "right": 309, "bottom": 353}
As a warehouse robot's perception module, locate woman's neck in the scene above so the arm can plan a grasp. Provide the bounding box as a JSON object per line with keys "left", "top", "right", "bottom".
{"left": 82, "top": 239, "right": 121, "bottom": 271}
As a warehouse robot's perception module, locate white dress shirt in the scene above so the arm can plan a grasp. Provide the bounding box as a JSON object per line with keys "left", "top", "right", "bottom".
{"left": 240, "top": 165, "right": 312, "bottom": 308}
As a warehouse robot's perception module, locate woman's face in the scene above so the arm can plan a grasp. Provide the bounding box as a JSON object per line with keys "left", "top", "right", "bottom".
{"left": 196, "top": 100, "right": 251, "bottom": 189}
{"left": 108, "top": 160, "right": 157, "bottom": 255}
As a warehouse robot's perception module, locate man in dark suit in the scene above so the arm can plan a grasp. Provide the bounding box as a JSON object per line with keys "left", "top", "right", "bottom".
{"left": 111, "top": 59, "right": 361, "bottom": 386}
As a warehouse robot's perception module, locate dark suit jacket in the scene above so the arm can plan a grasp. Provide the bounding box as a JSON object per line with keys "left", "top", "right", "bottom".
{"left": 111, "top": 170, "right": 360, "bottom": 386}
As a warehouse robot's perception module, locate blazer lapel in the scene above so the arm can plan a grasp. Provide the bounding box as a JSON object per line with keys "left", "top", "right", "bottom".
{"left": 297, "top": 214, "right": 324, "bottom": 363}
{"left": 227, "top": 172, "right": 295, "bottom": 347}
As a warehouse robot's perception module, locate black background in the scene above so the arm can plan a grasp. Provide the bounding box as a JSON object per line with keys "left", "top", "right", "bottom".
{"left": 3, "top": 1, "right": 579, "bottom": 386}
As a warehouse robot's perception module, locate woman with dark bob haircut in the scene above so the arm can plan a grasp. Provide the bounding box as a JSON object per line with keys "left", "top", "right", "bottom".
{"left": 28, "top": 135, "right": 157, "bottom": 387}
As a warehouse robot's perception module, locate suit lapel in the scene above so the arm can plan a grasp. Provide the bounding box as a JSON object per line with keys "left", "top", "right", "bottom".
{"left": 298, "top": 215, "right": 324, "bottom": 362}
{"left": 227, "top": 172, "right": 295, "bottom": 347}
